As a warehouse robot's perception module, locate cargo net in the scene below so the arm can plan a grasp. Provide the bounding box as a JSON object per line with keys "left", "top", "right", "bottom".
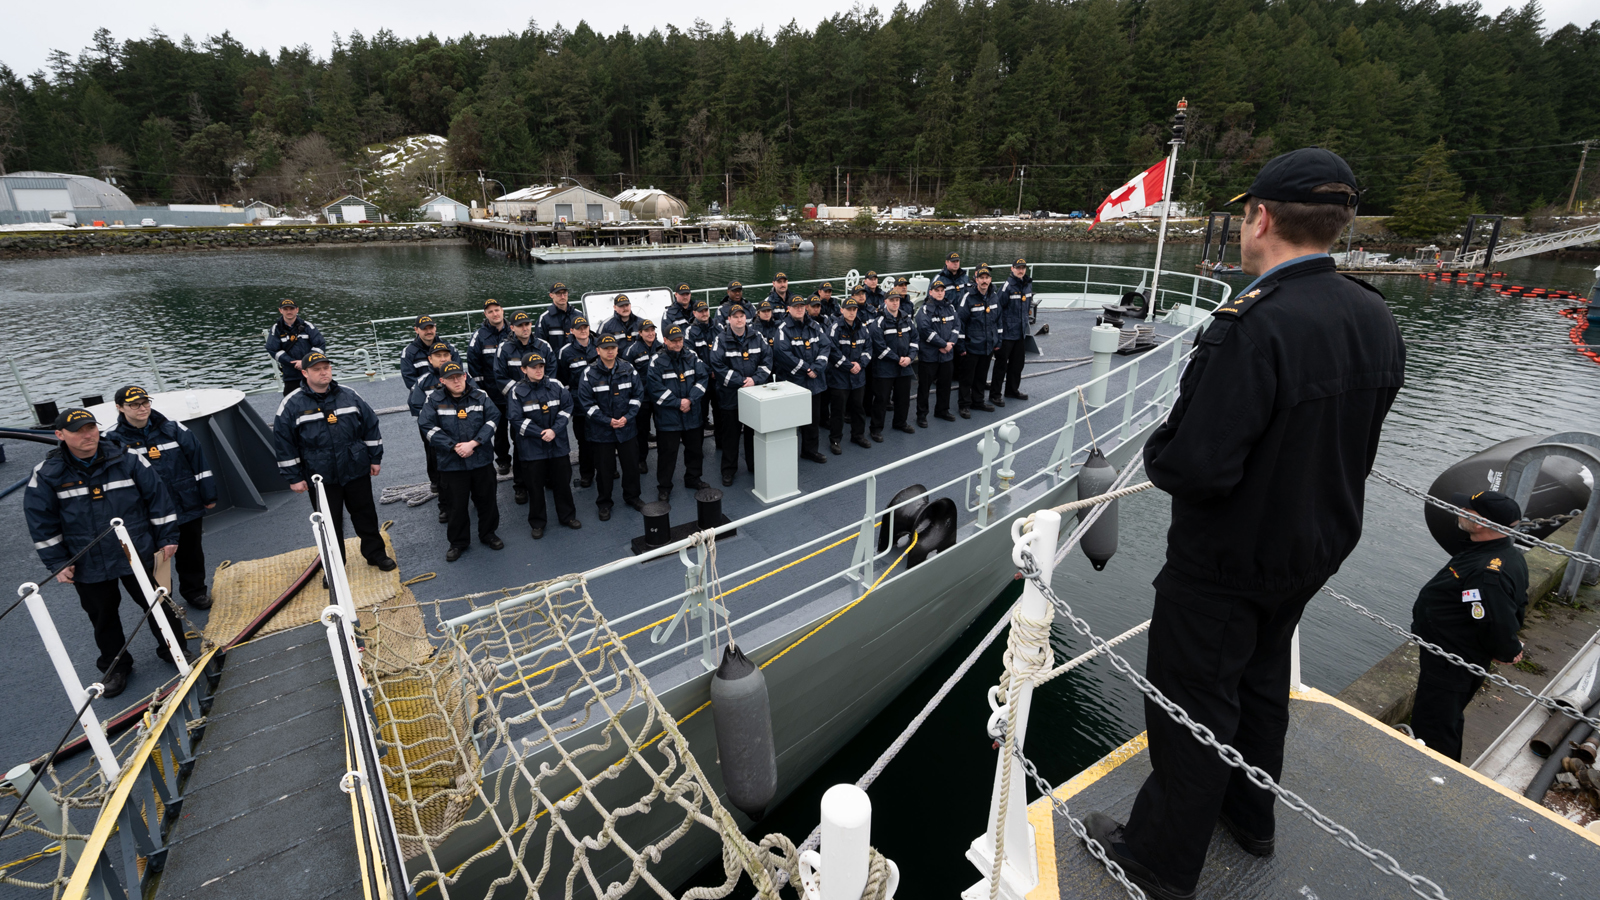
{"left": 363, "top": 576, "right": 802, "bottom": 900}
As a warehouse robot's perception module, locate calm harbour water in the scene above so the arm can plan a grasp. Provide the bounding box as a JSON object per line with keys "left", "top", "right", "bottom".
{"left": 1, "top": 238, "right": 1596, "bottom": 896}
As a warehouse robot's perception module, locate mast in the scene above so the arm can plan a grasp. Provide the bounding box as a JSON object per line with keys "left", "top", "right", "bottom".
{"left": 1146, "top": 98, "right": 1187, "bottom": 320}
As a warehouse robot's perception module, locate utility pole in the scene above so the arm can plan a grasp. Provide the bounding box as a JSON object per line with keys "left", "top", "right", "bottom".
{"left": 836, "top": 166, "right": 840, "bottom": 207}
{"left": 846, "top": 172, "right": 851, "bottom": 206}
{"left": 1568, "top": 140, "right": 1594, "bottom": 213}
{"left": 1016, "top": 165, "right": 1026, "bottom": 216}
{"left": 1146, "top": 98, "right": 1187, "bottom": 321}
{"left": 725, "top": 172, "right": 730, "bottom": 210}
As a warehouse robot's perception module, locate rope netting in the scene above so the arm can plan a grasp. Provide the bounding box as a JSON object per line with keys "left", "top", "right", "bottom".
{"left": 362, "top": 576, "right": 803, "bottom": 900}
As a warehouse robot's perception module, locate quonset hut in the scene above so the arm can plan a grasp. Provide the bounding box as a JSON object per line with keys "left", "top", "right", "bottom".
{"left": 0, "top": 171, "right": 137, "bottom": 225}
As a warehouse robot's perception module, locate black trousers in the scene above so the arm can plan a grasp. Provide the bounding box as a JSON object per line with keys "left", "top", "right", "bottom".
{"left": 593, "top": 439, "right": 641, "bottom": 508}
{"left": 916, "top": 359, "right": 953, "bottom": 418}
{"left": 716, "top": 407, "right": 756, "bottom": 476}
{"left": 422, "top": 437, "right": 445, "bottom": 508}
{"left": 1121, "top": 580, "right": 1320, "bottom": 892}
{"left": 828, "top": 386, "right": 866, "bottom": 442}
{"left": 871, "top": 375, "right": 912, "bottom": 432}
{"left": 311, "top": 474, "right": 387, "bottom": 568}
{"left": 491, "top": 398, "right": 511, "bottom": 468}
{"left": 656, "top": 426, "right": 705, "bottom": 491}
{"left": 956, "top": 352, "right": 992, "bottom": 408}
{"left": 522, "top": 457, "right": 576, "bottom": 528}
{"left": 636, "top": 403, "right": 655, "bottom": 463}
{"left": 1410, "top": 656, "right": 1484, "bottom": 762}
{"left": 800, "top": 391, "right": 826, "bottom": 456}
{"left": 281, "top": 379, "right": 302, "bottom": 396}
{"left": 75, "top": 570, "right": 184, "bottom": 674}
{"left": 440, "top": 466, "right": 500, "bottom": 547}
{"left": 174, "top": 517, "right": 208, "bottom": 602}
{"left": 574, "top": 427, "right": 596, "bottom": 483}
{"left": 990, "top": 338, "right": 1027, "bottom": 397}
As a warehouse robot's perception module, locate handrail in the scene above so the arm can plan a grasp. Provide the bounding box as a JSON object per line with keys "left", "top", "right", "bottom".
{"left": 61, "top": 647, "right": 220, "bottom": 900}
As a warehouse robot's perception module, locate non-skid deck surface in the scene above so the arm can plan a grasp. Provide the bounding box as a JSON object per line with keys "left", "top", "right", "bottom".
{"left": 203, "top": 530, "right": 403, "bottom": 646}
{"left": 154, "top": 627, "right": 360, "bottom": 900}
{"left": 1038, "top": 688, "right": 1600, "bottom": 900}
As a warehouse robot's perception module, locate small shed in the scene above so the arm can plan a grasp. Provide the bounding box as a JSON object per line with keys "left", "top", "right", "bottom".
{"left": 242, "top": 200, "right": 282, "bottom": 221}
{"left": 420, "top": 193, "right": 471, "bottom": 222}
{"left": 614, "top": 187, "right": 687, "bottom": 221}
{"left": 491, "top": 184, "right": 620, "bottom": 223}
{"left": 320, "top": 195, "right": 380, "bottom": 224}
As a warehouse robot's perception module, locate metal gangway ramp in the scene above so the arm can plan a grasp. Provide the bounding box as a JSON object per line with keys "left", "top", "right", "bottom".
{"left": 1460, "top": 219, "right": 1600, "bottom": 268}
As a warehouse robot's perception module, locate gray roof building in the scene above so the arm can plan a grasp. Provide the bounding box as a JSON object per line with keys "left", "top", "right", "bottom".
{"left": 0, "top": 171, "right": 137, "bottom": 224}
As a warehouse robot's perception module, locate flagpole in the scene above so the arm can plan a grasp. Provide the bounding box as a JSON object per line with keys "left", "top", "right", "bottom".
{"left": 1146, "top": 99, "right": 1188, "bottom": 320}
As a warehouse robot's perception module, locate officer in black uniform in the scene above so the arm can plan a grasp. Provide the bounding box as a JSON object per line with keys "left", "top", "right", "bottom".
{"left": 600, "top": 293, "right": 642, "bottom": 344}
{"left": 775, "top": 295, "right": 831, "bottom": 464}
{"left": 506, "top": 353, "right": 581, "bottom": 538}
{"left": 265, "top": 299, "right": 326, "bottom": 394}
{"left": 990, "top": 258, "right": 1034, "bottom": 406}
{"left": 468, "top": 298, "right": 513, "bottom": 476}
{"left": 557, "top": 317, "right": 598, "bottom": 487}
{"left": 716, "top": 281, "right": 746, "bottom": 325}
{"left": 710, "top": 304, "right": 771, "bottom": 484}
{"left": 1083, "top": 148, "right": 1405, "bottom": 900}
{"left": 753, "top": 299, "right": 782, "bottom": 348}
{"left": 646, "top": 324, "right": 710, "bottom": 502}
{"left": 914, "top": 279, "right": 959, "bottom": 426}
{"left": 814, "top": 282, "right": 840, "bottom": 320}
{"left": 826, "top": 294, "right": 872, "bottom": 452}
{"left": 577, "top": 334, "right": 644, "bottom": 520}
{"left": 1409, "top": 490, "right": 1529, "bottom": 762}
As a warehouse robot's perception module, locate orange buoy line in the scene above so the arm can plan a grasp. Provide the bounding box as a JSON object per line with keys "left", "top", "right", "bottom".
{"left": 1558, "top": 304, "right": 1599, "bottom": 367}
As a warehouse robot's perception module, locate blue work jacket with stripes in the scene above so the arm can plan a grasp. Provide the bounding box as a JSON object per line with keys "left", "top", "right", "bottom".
{"left": 272, "top": 382, "right": 385, "bottom": 486}
{"left": 400, "top": 336, "right": 460, "bottom": 390}
{"left": 827, "top": 316, "right": 873, "bottom": 390}
{"left": 468, "top": 320, "right": 511, "bottom": 389}
{"left": 710, "top": 327, "right": 772, "bottom": 408}
{"left": 916, "top": 296, "right": 960, "bottom": 362}
{"left": 506, "top": 376, "right": 573, "bottom": 460}
{"left": 577, "top": 358, "right": 643, "bottom": 443}
{"left": 494, "top": 334, "right": 556, "bottom": 400}
{"left": 996, "top": 274, "right": 1034, "bottom": 340}
{"left": 647, "top": 346, "right": 709, "bottom": 431}
{"left": 538, "top": 304, "right": 581, "bottom": 355}
{"left": 868, "top": 308, "right": 920, "bottom": 378}
{"left": 556, "top": 339, "right": 598, "bottom": 391}
{"left": 956, "top": 282, "right": 1002, "bottom": 356}
{"left": 417, "top": 386, "right": 498, "bottom": 472}
{"left": 407, "top": 368, "right": 480, "bottom": 416}
{"left": 25, "top": 436, "right": 180, "bottom": 583}
{"left": 775, "top": 316, "right": 832, "bottom": 395}
{"left": 265, "top": 317, "right": 326, "bottom": 382}
{"left": 110, "top": 410, "right": 217, "bottom": 523}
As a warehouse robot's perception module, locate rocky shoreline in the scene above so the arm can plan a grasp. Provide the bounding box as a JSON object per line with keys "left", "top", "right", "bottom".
{"left": 0, "top": 222, "right": 464, "bottom": 259}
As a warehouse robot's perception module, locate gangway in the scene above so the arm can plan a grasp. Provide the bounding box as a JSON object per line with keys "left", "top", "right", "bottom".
{"left": 1460, "top": 219, "right": 1600, "bottom": 268}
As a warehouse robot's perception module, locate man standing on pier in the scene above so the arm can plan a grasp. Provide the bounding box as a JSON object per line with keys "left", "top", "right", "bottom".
{"left": 265, "top": 299, "right": 326, "bottom": 395}
{"left": 1409, "top": 490, "right": 1528, "bottom": 762}
{"left": 1083, "top": 147, "right": 1405, "bottom": 900}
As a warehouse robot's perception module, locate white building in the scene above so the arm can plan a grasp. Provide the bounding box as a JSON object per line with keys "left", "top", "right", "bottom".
{"left": 420, "top": 194, "right": 471, "bottom": 222}
{"left": 0, "top": 171, "right": 136, "bottom": 225}
{"left": 491, "top": 184, "right": 620, "bottom": 223}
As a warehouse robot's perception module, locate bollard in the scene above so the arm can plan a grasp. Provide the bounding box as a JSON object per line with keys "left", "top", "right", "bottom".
{"left": 642, "top": 501, "right": 671, "bottom": 547}
{"left": 3, "top": 762, "right": 84, "bottom": 865}
{"left": 696, "top": 488, "right": 724, "bottom": 530}
{"left": 799, "top": 785, "right": 897, "bottom": 900}
{"left": 1085, "top": 324, "right": 1120, "bottom": 406}
{"left": 20, "top": 585, "right": 121, "bottom": 782}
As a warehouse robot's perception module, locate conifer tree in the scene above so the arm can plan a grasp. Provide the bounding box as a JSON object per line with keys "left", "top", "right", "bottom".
{"left": 1385, "top": 140, "right": 1468, "bottom": 238}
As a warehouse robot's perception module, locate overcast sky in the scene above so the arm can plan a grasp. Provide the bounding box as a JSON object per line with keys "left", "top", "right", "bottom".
{"left": 2, "top": 0, "right": 1593, "bottom": 77}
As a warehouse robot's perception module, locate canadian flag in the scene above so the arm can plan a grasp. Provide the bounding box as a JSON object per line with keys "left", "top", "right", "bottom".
{"left": 1089, "top": 159, "right": 1167, "bottom": 230}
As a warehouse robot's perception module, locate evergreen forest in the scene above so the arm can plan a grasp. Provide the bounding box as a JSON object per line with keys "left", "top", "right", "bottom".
{"left": 0, "top": 0, "right": 1596, "bottom": 220}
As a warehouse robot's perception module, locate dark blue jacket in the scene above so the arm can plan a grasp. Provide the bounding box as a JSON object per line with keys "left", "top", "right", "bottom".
{"left": 600, "top": 312, "right": 642, "bottom": 344}
{"left": 868, "top": 309, "right": 919, "bottom": 378}
{"left": 710, "top": 327, "right": 772, "bottom": 408}
{"left": 273, "top": 382, "right": 384, "bottom": 486}
{"left": 401, "top": 337, "right": 460, "bottom": 389}
{"left": 110, "top": 410, "right": 217, "bottom": 523}
{"left": 814, "top": 293, "right": 841, "bottom": 320}
{"left": 25, "top": 437, "right": 180, "bottom": 583}
{"left": 495, "top": 334, "right": 555, "bottom": 401}
{"left": 417, "top": 386, "right": 498, "bottom": 472}
{"left": 468, "top": 320, "right": 511, "bottom": 392}
{"left": 647, "top": 346, "right": 709, "bottom": 431}
{"left": 775, "top": 317, "right": 832, "bottom": 395}
{"left": 827, "top": 316, "right": 872, "bottom": 390}
{"left": 556, "top": 339, "right": 598, "bottom": 391}
{"left": 765, "top": 287, "right": 796, "bottom": 309}
{"left": 538, "top": 304, "right": 581, "bottom": 355}
{"left": 506, "top": 377, "right": 573, "bottom": 460}
{"left": 916, "top": 296, "right": 960, "bottom": 362}
{"left": 859, "top": 285, "right": 888, "bottom": 318}
{"left": 407, "top": 368, "right": 481, "bottom": 416}
{"left": 578, "top": 358, "right": 643, "bottom": 443}
{"left": 661, "top": 300, "right": 697, "bottom": 336}
{"left": 266, "top": 317, "right": 326, "bottom": 382}
{"left": 625, "top": 335, "right": 662, "bottom": 372}
{"left": 753, "top": 315, "right": 782, "bottom": 349}
{"left": 956, "top": 282, "right": 1002, "bottom": 356}
{"left": 931, "top": 265, "right": 969, "bottom": 292}
{"left": 996, "top": 274, "right": 1034, "bottom": 340}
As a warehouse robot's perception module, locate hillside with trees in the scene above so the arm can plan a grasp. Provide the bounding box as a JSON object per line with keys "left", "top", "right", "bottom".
{"left": 0, "top": 0, "right": 1595, "bottom": 220}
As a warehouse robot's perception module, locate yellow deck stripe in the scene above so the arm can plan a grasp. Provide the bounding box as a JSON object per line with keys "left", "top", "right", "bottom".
{"left": 1022, "top": 732, "right": 1147, "bottom": 900}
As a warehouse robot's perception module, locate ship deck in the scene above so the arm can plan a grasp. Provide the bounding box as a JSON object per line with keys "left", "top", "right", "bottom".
{"left": 1034, "top": 687, "right": 1600, "bottom": 900}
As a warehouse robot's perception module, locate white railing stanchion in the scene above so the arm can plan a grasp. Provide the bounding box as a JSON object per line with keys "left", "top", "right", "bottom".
{"left": 800, "top": 784, "right": 898, "bottom": 900}
{"left": 311, "top": 476, "right": 360, "bottom": 625}
{"left": 19, "top": 584, "right": 120, "bottom": 782}
{"left": 1290, "top": 625, "right": 1304, "bottom": 692}
{"left": 109, "top": 518, "right": 191, "bottom": 678}
{"left": 963, "top": 510, "right": 1056, "bottom": 900}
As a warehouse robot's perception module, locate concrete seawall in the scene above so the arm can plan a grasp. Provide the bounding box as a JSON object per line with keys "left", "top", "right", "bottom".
{"left": 0, "top": 222, "right": 464, "bottom": 259}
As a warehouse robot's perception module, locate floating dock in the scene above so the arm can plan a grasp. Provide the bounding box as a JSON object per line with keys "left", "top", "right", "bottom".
{"left": 459, "top": 219, "right": 753, "bottom": 263}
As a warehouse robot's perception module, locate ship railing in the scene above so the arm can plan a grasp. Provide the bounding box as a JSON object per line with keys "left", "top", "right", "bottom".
{"left": 310, "top": 476, "right": 415, "bottom": 900}
{"left": 443, "top": 272, "right": 1227, "bottom": 711}
{"left": 56, "top": 646, "right": 222, "bottom": 900}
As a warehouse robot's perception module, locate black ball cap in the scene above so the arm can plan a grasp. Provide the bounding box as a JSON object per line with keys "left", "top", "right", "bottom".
{"left": 55, "top": 407, "right": 98, "bottom": 431}
{"left": 1450, "top": 490, "right": 1522, "bottom": 527}
{"left": 1232, "top": 147, "right": 1358, "bottom": 206}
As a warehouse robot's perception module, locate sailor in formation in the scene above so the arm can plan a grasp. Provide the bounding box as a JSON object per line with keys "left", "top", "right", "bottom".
{"left": 955, "top": 264, "right": 1001, "bottom": 417}
{"left": 867, "top": 289, "right": 918, "bottom": 437}
{"left": 25, "top": 407, "right": 186, "bottom": 698}
{"left": 814, "top": 282, "right": 840, "bottom": 319}
{"left": 600, "top": 292, "right": 642, "bottom": 344}
{"left": 710, "top": 303, "right": 770, "bottom": 484}
{"left": 687, "top": 299, "right": 721, "bottom": 434}
{"left": 934, "top": 250, "right": 968, "bottom": 291}
{"left": 110, "top": 385, "right": 217, "bottom": 609}
{"left": 467, "top": 298, "right": 514, "bottom": 476}
{"left": 716, "top": 280, "right": 746, "bottom": 324}
{"left": 417, "top": 361, "right": 503, "bottom": 561}
{"left": 661, "top": 283, "right": 696, "bottom": 334}
{"left": 989, "top": 258, "right": 1034, "bottom": 406}
{"left": 272, "top": 351, "right": 396, "bottom": 573}
{"left": 557, "top": 317, "right": 599, "bottom": 486}
{"left": 496, "top": 311, "right": 555, "bottom": 504}
{"left": 578, "top": 334, "right": 644, "bottom": 519}
{"left": 408, "top": 341, "right": 460, "bottom": 521}
{"left": 506, "top": 353, "right": 580, "bottom": 538}
{"left": 826, "top": 294, "right": 873, "bottom": 453}
{"left": 265, "top": 298, "right": 326, "bottom": 394}
{"left": 915, "top": 279, "right": 959, "bottom": 426}
{"left": 766, "top": 272, "right": 794, "bottom": 308}
{"left": 400, "top": 314, "right": 457, "bottom": 390}
{"left": 538, "top": 282, "right": 579, "bottom": 354}
{"left": 776, "top": 294, "right": 832, "bottom": 464}
{"left": 647, "top": 324, "right": 711, "bottom": 501}
{"left": 752, "top": 299, "right": 782, "bottom": 347}
{"left": 1409, "top": 490, "right": 1529, "bottom": 762}
{"left": 858, "top": 270, "right": 887, "bottom": 317}
{"left": 626, "top": 320, "right": 662, "bottom": 467}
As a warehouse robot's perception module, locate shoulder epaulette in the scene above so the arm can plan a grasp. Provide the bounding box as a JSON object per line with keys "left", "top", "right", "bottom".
{"left": 1340, "top": 273, "right": 1386, "bottom": 298}
{"left": 1213, "top": 282, "right": 1279, "bottom": 317}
